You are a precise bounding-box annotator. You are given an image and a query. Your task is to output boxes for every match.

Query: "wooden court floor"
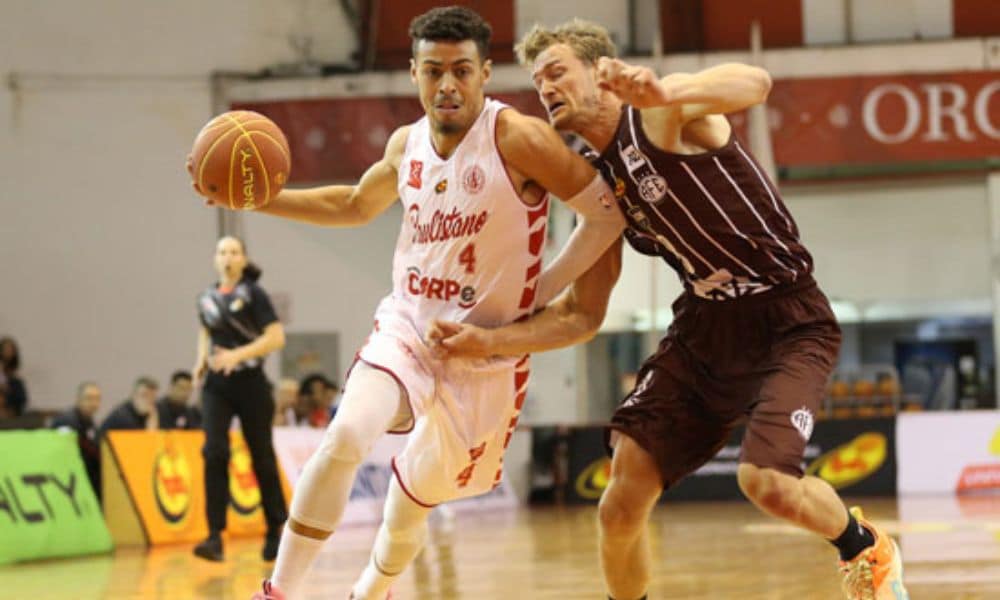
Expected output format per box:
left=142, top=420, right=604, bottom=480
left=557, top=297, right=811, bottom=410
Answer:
left=3, top=496, right=1000, bottom=599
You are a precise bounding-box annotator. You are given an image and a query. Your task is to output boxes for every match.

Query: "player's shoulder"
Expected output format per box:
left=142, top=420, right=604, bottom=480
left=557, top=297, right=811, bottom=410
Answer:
left=386, top=125, right=413, bottom=153
left=495, top=109, right=561, bottom=158
left=382, top=124, right=413, bottom=167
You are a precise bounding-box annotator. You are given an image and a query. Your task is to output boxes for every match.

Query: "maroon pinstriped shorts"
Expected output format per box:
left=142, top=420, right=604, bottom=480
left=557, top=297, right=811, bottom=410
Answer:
left=608, top=276, right=841, bottom=488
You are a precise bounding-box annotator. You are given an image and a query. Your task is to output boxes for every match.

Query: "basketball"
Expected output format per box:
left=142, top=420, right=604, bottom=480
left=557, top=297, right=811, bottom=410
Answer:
left=189, top=110, right=290, bottom=210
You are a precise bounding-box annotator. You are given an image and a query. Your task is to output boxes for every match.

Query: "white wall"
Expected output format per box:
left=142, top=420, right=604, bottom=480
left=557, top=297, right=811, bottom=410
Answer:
left=804, top=0, right=954, bottom=46
left=516, top=0, right=630, bottom=48
left=787, top=176, right=990, bottom=305
left=850, top=0, right=953, bottom=43
left=0, top=0, right=356, bottom=412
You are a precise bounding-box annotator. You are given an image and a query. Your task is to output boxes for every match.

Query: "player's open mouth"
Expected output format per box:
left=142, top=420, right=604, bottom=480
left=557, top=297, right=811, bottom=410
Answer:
left=436, top=102, right=461, bottom=114
left=547, top=102, right=566, bottom=116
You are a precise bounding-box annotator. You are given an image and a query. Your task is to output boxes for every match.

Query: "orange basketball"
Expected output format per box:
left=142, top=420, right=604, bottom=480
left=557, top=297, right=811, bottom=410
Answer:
left=190, top=110, right=290, bottom=210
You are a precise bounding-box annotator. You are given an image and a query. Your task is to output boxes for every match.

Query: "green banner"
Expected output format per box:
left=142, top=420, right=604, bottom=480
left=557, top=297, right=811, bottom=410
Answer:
left=0, top=430, right=112, bottom=564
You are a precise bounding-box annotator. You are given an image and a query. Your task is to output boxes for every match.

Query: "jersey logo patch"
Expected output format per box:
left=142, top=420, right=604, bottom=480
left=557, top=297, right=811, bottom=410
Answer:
left=638, top=174, right=667, bottom=204
left=623, top=145, right=644, bottom=171
left=407, top=160, right=423, bottom=189
left=790, top=407, right=815, bottom=441
left=462, top=164, right=486, bottom=195
left=435, top=179, right=448, bottom=194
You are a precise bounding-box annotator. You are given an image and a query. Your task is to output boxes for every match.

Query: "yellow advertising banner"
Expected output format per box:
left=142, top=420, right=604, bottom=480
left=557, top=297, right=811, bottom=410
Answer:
left=104, top=430, right=290, bottom=546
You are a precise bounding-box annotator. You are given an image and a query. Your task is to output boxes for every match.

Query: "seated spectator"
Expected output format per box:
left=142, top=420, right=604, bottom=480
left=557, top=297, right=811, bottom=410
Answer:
left=157, top=370, right=201, bottom=430
left=273, top=378, right=306, bottom=426
left=51, top=381, right=102, bottom=499
left=300, top=373, right=335, bottom=428
left=0, top=336, right=29, bottom=417
left=0, top=384, right=9, bottom=419
left=100, top=376, right=159, bottom=436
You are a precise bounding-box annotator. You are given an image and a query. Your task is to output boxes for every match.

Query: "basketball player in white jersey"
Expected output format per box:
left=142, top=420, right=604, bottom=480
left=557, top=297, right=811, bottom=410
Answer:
left=190, top=7, right=624, bottom=599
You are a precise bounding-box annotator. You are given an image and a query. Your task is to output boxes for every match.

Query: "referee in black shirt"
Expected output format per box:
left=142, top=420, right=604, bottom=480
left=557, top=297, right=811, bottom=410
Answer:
left=193, top=236, right=287, bottom=562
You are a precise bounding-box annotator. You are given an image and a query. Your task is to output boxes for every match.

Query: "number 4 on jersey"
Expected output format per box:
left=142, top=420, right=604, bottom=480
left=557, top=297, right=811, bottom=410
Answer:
left=459, top=243, right=477, bottom=274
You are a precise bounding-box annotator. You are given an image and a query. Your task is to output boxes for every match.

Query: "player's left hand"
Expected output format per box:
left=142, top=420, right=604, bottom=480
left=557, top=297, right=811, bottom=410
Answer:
left=186, top=154, right=221, bottom=207
left=596, top=57, right=670, bottom=109
left=426, top=320, right=493, bottom=359
left=209, top=348, right=242, bottom=375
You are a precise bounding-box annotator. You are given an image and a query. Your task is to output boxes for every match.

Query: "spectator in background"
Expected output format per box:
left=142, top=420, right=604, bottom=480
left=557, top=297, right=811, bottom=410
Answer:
left=52, top=382, right=103, bottom=499
left=99, top=376, right=159, bottom=435
left=299, top=373, right=335, bottom=429
left=157, top=370, right=201, bottom=430
left=273, top=378, right=306, bottom=426
left=0, top=336, right=29, bottom=416
left=0, top=385, right=9, bottom=419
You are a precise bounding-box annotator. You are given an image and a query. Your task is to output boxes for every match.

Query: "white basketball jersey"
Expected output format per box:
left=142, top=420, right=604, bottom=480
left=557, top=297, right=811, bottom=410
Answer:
left=377, top=99, right=549, bottom=335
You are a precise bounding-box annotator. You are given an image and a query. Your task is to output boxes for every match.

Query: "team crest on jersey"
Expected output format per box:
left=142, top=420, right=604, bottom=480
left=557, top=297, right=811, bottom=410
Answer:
left=638, top=174, right=667, bottom=204
left=790, top=407, right=815, bottom=441
left=407, top=160, right=423, bottom=189
left=435, top=179, right=448, bottom=194
left=462, top=164, right=486, bottom=195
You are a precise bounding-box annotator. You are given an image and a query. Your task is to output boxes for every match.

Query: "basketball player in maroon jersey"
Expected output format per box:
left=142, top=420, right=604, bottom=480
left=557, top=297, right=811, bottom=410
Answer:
left=429, top=19, right=907, bottom=600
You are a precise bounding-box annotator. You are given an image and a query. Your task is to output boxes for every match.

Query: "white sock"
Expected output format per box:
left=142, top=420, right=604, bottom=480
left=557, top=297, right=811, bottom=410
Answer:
left=352, top=479, right=431, bottom=599
left=270, top=527, right=325, bottom=597
left=270, top=362, right=408, bottom=596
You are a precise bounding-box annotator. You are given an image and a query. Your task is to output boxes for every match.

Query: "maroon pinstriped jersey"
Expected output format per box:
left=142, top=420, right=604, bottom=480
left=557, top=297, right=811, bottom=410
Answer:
left=585, top=106, right=813, bottom=301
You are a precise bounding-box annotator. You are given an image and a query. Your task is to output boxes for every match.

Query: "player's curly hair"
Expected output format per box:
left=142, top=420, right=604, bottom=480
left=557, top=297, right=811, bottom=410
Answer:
left=409, top=6, right=493, bottom=61
left=516, top=19, right=617, bottom=66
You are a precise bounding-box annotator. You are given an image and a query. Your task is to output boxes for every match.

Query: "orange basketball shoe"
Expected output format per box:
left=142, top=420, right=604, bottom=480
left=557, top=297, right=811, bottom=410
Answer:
left=838, top=507, right=909, bottom=600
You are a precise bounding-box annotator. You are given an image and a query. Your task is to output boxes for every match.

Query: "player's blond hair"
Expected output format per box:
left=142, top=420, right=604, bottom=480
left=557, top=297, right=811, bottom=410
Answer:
left=516, top=19, right=618, bottom=66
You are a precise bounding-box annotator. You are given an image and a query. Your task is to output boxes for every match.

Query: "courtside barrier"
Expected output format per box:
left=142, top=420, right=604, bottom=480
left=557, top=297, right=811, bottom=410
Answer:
left=0, top=430, right=112, bottom=564
left=102, top=430, right=291, bottom=546
left=547, top=417, right=897, bottom=503
left=898, top=410, right=1000, bottom=494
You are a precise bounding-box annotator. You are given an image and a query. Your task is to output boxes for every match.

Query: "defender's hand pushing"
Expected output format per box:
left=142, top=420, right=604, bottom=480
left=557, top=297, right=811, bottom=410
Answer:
left=425, top=320, right=494, bottom=359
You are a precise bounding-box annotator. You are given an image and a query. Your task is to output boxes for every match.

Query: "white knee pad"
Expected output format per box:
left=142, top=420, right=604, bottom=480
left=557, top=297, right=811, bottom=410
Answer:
left=288, top=362, right=407, bottom=532
left=315, top=421, right=370, bottom=466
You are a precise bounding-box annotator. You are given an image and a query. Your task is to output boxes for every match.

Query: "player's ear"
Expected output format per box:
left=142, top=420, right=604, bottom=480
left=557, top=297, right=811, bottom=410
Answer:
left=410, top=58, right=418, bottom=84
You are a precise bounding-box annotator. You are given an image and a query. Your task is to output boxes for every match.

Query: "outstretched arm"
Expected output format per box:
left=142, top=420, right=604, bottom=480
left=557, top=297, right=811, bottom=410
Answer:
left=597, top=58, right=772, bottom=121
left=190, top=125, right=410, bottom=227
left=428, top=239, right=622, bottom=358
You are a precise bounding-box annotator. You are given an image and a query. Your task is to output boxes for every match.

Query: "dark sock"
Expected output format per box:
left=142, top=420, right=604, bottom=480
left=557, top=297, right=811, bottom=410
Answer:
left=830, top=511, right=876, bottom=561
